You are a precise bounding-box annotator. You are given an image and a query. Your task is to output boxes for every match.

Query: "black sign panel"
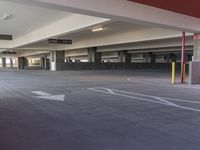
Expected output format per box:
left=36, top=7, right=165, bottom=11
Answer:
left=48, top=39, right=72, bottom=44
left=3, top=51, right=16, bottom=54
left=0, top=34, right=12, bottom=40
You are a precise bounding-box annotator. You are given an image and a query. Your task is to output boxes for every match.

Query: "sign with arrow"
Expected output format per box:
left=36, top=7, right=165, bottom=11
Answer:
left=32, top=91, right=65, bottom=101
left=48, top=39, right=72, bottom=44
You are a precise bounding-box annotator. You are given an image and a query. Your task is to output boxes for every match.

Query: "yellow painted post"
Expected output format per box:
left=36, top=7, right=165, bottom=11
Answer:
left=172, top=62, right=175, bottom=84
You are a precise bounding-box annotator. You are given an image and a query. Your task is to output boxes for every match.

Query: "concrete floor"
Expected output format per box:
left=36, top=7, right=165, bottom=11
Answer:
left=0, top=69, right=200, bottom=150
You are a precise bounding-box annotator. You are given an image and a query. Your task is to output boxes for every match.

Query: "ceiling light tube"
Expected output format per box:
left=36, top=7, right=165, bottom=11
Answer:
left=92, top=27, right=104, bottom=32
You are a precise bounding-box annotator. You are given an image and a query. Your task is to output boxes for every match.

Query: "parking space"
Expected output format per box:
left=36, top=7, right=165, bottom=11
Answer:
left=0, top=70, right=200, bottom=150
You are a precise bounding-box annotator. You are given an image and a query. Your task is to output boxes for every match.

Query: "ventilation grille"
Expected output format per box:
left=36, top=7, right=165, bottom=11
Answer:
left=0, top=34, right=12, bottom=40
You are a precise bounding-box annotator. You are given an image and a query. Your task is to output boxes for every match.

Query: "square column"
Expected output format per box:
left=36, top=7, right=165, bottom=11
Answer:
left=2, top=58, right=6, bottom=68
left=189, top=34, right=200, bottom=84
left=118, top=51, right=131, bottom=63
left=143, top=53, right=150, bottom=63
left=10, top=58, right=13, bottom=68
left=41, top=57, right=45, bottom=68
left=149, top=52, right=156, bottom=64
left=88, top=47, right=101, bottom=63
left=44, top=55, right=48, bottom=70
left=50, top=51, right=65, bottom=71
left=143, top=52, right=156, bottom=64
left=18, top=57, right=28, bottom=69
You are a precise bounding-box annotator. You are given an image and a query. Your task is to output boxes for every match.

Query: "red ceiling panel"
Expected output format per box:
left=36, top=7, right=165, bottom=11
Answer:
left=129, top=0, right=200, bottom=18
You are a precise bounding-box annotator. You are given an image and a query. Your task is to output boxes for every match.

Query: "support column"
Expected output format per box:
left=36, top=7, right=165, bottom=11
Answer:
left=181, top=32, right=185, bottom=83
left=165, top=55, right=170, bottom=63
left=41, top=57, right=45, bottom=68
left=50, top=51, right=65, bottom=71
left=88, top=47, right=101, bottom=63
left=41, top=55, right=48, bottom=69
left=149, top=52, right=156, bottom=64
left=10, top=58, right=13, bottom=68
left=169, top=54, right=177, bottom=62
left=189, top=33, right=200, bottom=84
left=44, top=55, right=48, bottom=70
left=2, top=58, right=6, bottom=68
left=143, top=53, right=151, bottom=63
left=18, top=57, right=28, bottom=70
left=118, top=51, right=131, bottom=63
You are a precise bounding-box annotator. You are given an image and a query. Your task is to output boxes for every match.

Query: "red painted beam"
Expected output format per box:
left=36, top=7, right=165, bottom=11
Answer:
left=129, top=0, right=200, bottom=18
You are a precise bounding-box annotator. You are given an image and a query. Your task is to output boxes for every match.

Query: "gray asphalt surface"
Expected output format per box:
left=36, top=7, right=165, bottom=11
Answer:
left=0, top=69, right=200, bottom=150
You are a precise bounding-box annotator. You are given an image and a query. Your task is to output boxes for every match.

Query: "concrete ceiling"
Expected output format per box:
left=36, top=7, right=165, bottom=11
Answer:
left=16, top=21, right=153, bottom=49
left=0, top=1, right=109, bottom=50
left=17, top=21, right=185, bottom=53
left=0, top=0, right=196, bottom=57
left=130, top=0, right=200, bottom=18
left=58, top=21, right=148, bottom=40
left=0, top=1, right=72, bottom=38
left=9, top=0, right=200, bottom=32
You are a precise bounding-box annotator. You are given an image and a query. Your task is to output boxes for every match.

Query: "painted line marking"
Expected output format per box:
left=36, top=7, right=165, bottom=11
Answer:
left=32, top=91, right=65, bottom=101
left=88, top=87, right=200, bottom=113
left=32, top=91, right=51, bottom=96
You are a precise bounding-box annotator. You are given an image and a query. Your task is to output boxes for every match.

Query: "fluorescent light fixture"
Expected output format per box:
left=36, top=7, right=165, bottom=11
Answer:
left=1, top=14, right=13, bottom=21
left=92, top=27, right=104, bottom=32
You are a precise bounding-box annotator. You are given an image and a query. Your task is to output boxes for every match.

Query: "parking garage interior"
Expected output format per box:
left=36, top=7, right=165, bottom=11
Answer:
left=1, top=0, right=200, bottom=150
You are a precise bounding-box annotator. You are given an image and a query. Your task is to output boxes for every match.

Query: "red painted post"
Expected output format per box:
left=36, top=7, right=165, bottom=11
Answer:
left=181, top=32, right=185, bottom=83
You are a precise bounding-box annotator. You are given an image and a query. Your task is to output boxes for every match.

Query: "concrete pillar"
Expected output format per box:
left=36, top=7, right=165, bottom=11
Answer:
left=18, top=57, right=28, bottom=69
left=193, top=34, right=200, bottom=61
left=50, top=51, right=65, bottom=71
left=170, top=54, right=176, bottom=62
left=88, top=47, right=101, bottom=63
left=143, top=53, right=151, bottom=63
left=41, top=57, right=44, bottom=67
left=2, top=58, right=6, bottom=68
left=118, top=51, right=131, bottom=63
left=164, top=55, right=170, bottom=63
left=149, top=52, right=156, bottom=64
left=10, top=58, right=13, bottom=68
left=189, top=34, right=200, bottom=84
left=44, top=55, right=48, bottom=70
left=41, top=55, right=48, bottom=69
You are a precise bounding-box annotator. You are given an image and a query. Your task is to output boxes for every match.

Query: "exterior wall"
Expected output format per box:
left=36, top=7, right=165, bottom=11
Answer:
left=57, top=62, right=187, bottom=70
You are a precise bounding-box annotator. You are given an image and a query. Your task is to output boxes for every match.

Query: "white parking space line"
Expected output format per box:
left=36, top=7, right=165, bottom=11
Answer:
left=32, top=91, right=65, bottom=101
left=88, top=87, right=200, bottom=113
left=32, top=91, right=51, bottom=96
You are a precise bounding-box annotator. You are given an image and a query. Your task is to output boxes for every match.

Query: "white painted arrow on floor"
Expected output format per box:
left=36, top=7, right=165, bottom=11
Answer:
left=32, top=91, right=65, bottom=101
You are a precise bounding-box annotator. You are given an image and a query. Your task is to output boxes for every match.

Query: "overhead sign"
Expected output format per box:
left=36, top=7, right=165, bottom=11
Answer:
left=0, top=34, right=12, bottom=40
left=3, top=51, right=16, bottom=54
left=48, top=39, right=72, bottom=44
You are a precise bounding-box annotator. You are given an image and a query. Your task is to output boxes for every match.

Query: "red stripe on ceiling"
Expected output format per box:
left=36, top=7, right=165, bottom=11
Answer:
left=129, top=0, right=200, bottom=18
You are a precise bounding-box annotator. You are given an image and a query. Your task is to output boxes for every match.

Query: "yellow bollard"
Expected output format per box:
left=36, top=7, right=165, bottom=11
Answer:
left=172, top=62, right=175, bottom=84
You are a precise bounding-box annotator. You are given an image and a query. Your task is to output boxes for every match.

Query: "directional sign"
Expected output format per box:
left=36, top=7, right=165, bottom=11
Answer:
left=3, top=51, right=17, bottom=54
left=48, top=39, right=72, bottom=44
left=32, top=91, right=65, bottom=101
